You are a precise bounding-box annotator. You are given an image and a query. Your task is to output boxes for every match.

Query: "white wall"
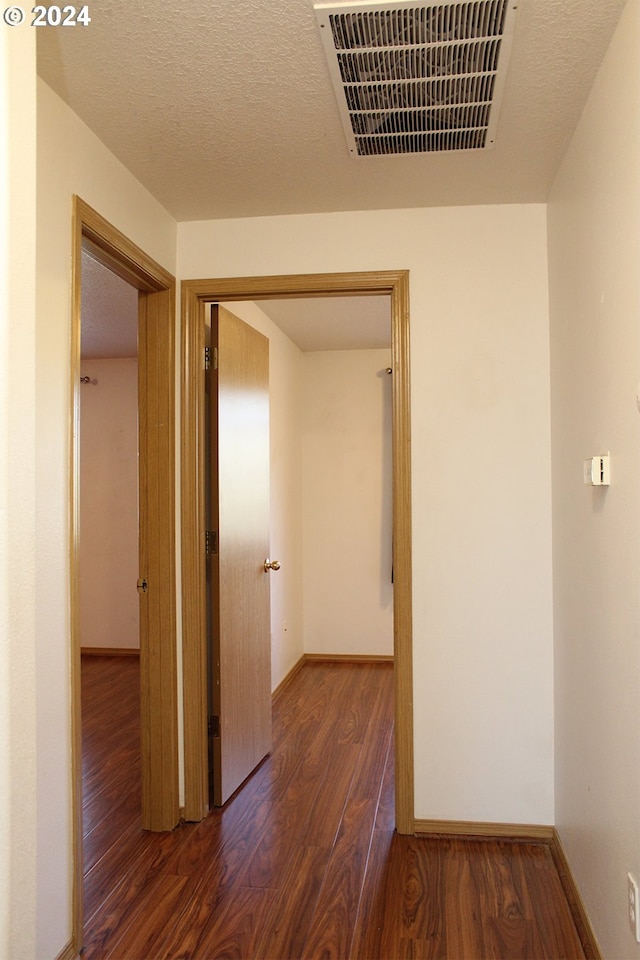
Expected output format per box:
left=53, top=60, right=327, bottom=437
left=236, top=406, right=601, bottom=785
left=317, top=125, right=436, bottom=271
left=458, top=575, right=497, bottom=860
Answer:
left=36, top=81, right=177, bottom=957
left=1, top=25, right=37, bottom=960
left=547, top=1, right=640, bottom=956
left=79, top=359, right=139, bottom=650
left=302, top=349, right=393, bottom=656
left=225, top=302, right=305, bottom=690
left=216, top=309, right=393, bottom=669
left=178, top=202, right=555, bottom=825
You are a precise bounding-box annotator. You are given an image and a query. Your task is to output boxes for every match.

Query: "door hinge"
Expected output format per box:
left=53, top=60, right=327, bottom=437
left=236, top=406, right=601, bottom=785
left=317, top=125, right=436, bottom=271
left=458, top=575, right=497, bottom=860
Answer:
left=208, top=715, right=220, bottom=738
left=205, top=530, right=218, bottom=558
left=204, top=346, right=218, bottom=372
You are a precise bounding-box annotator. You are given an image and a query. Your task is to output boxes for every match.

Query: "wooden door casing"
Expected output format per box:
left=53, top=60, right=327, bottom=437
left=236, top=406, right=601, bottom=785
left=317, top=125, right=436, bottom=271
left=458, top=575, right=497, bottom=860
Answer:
left=138, top=286, right=179, bottom=830
left=70, top=197, right=178, bottom=953
left=181, top=272, right=413, bottom=834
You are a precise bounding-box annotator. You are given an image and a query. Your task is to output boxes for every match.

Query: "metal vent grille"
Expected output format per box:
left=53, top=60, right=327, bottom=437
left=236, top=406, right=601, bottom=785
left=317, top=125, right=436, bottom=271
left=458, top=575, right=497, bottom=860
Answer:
left=314, top=0, right=517, bottom=157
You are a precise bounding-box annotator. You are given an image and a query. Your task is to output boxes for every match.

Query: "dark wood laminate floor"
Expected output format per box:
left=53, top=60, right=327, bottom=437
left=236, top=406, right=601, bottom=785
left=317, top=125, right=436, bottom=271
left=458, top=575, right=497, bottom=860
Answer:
left=81, top=656, right=585, bottom=960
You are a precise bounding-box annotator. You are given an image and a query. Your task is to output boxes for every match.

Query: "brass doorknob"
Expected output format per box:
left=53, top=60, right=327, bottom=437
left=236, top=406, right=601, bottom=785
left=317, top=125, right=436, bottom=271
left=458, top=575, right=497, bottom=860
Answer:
left=264, top=559, right=281, bottom=572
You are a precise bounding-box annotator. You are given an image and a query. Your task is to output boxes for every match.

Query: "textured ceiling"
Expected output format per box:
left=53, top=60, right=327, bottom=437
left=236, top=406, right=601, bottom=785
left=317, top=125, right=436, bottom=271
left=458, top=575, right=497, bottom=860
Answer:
left=37, top=0, right=627, bottom=221
left=81, top=250, right=390, bottom=357
left=81, top=250, right=138, bottom=359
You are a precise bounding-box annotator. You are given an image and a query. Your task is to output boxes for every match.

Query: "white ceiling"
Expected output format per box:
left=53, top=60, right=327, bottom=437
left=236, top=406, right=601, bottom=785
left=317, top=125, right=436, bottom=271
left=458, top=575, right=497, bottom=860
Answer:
left=81, top=250, right=390, bottom=357
left=73, top=0, right=626, bottom=355
left=246, top=296, right=390, bottom=351
left=81, top=250, right=138, bottom=358
left=38, top=0, right=627, bottom=222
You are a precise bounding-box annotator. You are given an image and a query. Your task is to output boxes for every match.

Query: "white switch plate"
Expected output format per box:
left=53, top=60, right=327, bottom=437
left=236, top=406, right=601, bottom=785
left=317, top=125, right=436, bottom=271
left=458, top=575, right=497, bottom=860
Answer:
left=584, top=454, right=610, bottom=486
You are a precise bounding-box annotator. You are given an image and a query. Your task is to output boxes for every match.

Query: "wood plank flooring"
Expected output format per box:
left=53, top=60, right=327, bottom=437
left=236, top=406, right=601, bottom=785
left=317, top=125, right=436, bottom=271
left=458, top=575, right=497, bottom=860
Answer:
left=81, top=656, right=586, bottom=960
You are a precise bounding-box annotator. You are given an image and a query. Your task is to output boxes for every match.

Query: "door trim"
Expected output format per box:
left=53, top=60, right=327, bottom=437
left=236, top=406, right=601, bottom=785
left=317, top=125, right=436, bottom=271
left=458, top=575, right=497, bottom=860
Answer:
left=70, top=197, right=178, bottom=949
left=180, top=271, right=414, bottom=833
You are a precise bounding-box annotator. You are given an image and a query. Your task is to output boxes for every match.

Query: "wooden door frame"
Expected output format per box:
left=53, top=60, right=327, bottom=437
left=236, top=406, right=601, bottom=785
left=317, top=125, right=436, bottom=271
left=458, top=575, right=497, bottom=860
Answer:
left=181, top=271, right=414, bottom=834
left=70, top=197, right=179, bottom=949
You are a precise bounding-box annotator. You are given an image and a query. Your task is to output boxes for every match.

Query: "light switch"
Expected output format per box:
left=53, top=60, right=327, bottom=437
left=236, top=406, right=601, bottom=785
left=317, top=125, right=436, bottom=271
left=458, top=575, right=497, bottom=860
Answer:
left=584, top=455, right=610, bottom=486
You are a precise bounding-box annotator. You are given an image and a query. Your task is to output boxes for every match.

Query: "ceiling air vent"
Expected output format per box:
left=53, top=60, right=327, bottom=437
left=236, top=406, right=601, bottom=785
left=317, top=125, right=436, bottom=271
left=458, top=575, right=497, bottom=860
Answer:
left=314, top=0, right=517, bottom=157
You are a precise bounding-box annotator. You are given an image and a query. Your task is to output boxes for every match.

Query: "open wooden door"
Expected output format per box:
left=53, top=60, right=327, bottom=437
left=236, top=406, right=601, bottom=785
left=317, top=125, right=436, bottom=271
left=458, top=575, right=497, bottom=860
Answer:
left=208, top=304, right=273, bottom=806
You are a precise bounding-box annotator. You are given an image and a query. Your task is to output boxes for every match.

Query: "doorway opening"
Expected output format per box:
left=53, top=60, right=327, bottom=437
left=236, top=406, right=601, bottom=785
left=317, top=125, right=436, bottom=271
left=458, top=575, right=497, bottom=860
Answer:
left=232, top=295, right=394, bottom=671
left=78, top=248, right=141, bottom=932
left=79, top=249, right=139, bottom=655
left=180, top=271, right=414, bottom=834
left=69, top=198, right=178, bottom=950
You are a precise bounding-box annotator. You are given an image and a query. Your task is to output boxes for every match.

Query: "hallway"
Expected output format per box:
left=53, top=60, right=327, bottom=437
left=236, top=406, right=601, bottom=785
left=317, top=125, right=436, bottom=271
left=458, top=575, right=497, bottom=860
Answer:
left=81, top=657, right=585, bottom=959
